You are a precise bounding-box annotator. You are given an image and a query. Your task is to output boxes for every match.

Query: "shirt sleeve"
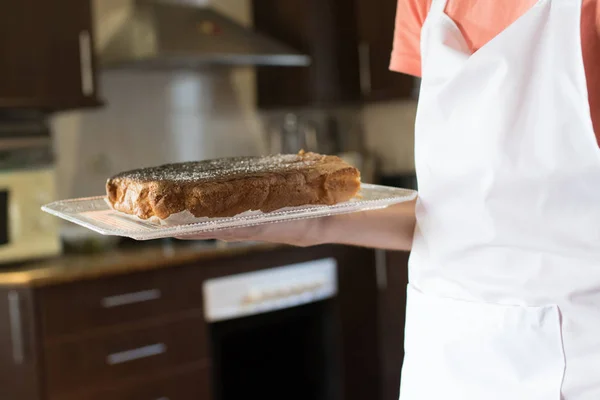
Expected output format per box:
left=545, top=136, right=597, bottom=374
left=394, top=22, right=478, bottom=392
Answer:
left=390, top=0, right=432, bottom=77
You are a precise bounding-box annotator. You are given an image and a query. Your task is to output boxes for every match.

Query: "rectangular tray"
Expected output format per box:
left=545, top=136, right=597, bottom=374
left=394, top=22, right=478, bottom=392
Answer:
left=42, top=184, right=417, bottom=241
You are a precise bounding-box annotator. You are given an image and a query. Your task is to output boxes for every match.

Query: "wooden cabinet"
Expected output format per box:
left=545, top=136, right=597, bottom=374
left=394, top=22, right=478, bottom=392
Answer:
left=66, top=365, right=211, bottom=400
left=253, top=0, right=414, bottom=109
left=44, top=318, right=208, bottom=396
left=0, top=263, right=209, bottom=400
left=39, top=267, right=205, bottom=337
left=336, top=246, right=381, bottom=400
left=59, top=364, right=212, bottom=400
left=0, top=245, right=390, bottom=400
left=376, top=250, right=410, bottom=400
left=0, top=288, right=42, bottom=400
left=39, top=265, right=209, bottom=399
left=253, top=0, right=362, bottom=108
left=354, top=0, right=415, bottom=102
left=0, top=0, right=100, bottom=111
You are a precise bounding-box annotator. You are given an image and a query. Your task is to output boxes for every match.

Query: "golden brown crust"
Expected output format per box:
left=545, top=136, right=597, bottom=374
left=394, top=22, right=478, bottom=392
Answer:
left=106, top=152, right=361, bottom=220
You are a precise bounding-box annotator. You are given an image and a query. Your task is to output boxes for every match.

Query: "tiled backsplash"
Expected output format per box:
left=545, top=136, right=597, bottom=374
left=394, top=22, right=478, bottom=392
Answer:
left=52, top=68, right=266, bottom=199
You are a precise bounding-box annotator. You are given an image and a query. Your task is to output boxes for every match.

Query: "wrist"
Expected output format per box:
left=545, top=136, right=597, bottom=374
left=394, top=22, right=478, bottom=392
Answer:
left=295, top=216, right=330, bottom=247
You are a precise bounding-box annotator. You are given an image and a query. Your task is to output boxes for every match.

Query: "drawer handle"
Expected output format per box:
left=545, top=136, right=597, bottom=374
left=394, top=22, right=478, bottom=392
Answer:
left=101, top=289, right=161, bottom=308
left=375, top=249, right=387, bottom=291
left=8, top=291, right=23, bottom=364
left=106, top=343, right=167, bottom=365
left=79, top=30, right=94, bottom=96
left=358, top=41, right=372, bottom=96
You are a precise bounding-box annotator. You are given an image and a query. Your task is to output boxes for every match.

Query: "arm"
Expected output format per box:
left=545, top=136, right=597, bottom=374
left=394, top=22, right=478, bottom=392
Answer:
left=316, top=200, right=417, bottom=250
left=180, top=0, right=425, bottom=250
left=179, top=199, right=417, bottom=251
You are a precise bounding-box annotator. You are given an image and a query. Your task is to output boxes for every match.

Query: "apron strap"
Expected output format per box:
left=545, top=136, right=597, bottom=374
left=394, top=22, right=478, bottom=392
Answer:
left=429, top=0, right=449, bottom=15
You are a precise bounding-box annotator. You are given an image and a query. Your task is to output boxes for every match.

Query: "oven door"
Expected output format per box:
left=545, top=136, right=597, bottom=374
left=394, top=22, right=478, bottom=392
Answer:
left=0, top=168, right=61, bottom=263
left=203, top=258, right=341, bottom=400
left=209, top=299, right=341, bottom=400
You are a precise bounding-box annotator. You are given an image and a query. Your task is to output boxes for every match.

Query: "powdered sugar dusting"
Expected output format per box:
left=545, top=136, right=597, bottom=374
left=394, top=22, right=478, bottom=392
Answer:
left=110, top=154, right=319, bottom=183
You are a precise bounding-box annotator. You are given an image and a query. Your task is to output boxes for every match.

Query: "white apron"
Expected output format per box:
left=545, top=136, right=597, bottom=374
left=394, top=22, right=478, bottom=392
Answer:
left=401, top=0, right=600, bottom=398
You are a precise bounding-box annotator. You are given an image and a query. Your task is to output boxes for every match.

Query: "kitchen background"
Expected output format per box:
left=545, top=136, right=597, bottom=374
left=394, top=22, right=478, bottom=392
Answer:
left=53, top=0, right=417, bottom=200
left=0, top=0, right=418, bottom=399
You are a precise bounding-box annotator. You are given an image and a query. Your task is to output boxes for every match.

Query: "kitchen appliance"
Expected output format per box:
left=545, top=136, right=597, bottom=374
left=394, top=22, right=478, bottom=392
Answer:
left=100, top=0, right=310, bottom=69
left=203, top=258, right=341, bottom=400
left=0, top=115, right=61, bottom=263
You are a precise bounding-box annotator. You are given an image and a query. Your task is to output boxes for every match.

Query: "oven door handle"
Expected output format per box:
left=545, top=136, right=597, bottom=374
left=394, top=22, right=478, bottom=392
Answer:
left=8, top=291, right=24, bottom=364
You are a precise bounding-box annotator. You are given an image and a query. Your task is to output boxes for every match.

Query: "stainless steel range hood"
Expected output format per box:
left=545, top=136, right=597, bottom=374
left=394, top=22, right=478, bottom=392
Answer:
left=100, top=1, right=310, bottom=69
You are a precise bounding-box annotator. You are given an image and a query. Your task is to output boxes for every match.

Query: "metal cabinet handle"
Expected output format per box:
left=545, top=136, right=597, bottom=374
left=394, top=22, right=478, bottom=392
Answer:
left=79, top=30, right=94, bottom=96
left=156, top=398, right=170, bottom=400
left=106, top=343, right=167, bottom=365
left=358, top=41, right=372, bottom=96
left=375, top=249, right=387, bottom=291
left=8, top=291, right=23, bottom=364
left=101, top=289, right=162, bottom=308
left=412, top=77, right=422, bottom=99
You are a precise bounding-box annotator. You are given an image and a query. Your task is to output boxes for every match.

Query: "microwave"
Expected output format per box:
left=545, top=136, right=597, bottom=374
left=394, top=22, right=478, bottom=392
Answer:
left=0, top=167, right=61, bottom=263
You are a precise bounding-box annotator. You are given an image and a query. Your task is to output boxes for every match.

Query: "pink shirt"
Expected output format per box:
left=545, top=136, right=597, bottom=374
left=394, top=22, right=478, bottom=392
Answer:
left=391, top=0, right=600, bottom=142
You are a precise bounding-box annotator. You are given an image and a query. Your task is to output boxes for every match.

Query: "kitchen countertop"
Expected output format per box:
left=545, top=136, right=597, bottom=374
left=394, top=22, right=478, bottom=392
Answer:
left=0, top=242, right=281, bottom=288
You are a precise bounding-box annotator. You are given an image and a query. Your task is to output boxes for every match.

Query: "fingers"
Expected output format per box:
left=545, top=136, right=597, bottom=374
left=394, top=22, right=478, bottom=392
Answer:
left=175, top=232, right=215, bottom=240
left=175, top=224, right=266, bottom=242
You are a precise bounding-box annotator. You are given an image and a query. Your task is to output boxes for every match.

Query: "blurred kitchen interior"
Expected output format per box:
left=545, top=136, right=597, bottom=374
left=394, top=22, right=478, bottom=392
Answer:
left=0, top=1, right=418, bottom=400
left=53, top=0, right=418, bottom=201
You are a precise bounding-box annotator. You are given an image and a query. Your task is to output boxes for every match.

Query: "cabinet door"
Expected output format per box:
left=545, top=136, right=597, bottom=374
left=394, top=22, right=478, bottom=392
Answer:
left=355, top=0, right=415, bottom=101
left=253, top=0, right=414, bottom=109
left=0, top=288, right=42, bottom=400
left=39, top=0, right=99, bottom=109
left=336, top=246, right=381, bottom=400
left=58, top=364, right=212, bottom=400
left=377, top=250, right=409, bottom=400
left=253, top=0, right=362, bottom=109
left=0, top=0, right=99, bottom=110
left=0, top=0, right=45, bottom=107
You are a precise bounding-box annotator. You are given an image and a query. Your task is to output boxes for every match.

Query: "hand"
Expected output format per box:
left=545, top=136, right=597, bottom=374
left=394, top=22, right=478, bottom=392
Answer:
left=177, top=200, right=417, bottom=251
left=177, top=217, right=324, bottom=247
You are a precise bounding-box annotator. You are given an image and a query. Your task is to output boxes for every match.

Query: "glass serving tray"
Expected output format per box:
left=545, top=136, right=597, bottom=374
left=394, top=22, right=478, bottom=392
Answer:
left=41, top=184, right=417, bottom=241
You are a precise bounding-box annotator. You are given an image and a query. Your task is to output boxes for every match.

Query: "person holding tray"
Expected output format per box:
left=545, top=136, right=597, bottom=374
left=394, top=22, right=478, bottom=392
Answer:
left=186, top=1, right=600, bottom=399
left=44, top=0, right=600, bottom=398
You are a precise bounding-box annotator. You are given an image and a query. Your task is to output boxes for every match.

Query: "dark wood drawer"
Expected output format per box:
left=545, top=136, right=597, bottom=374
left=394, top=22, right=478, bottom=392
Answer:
left=38, top=265, right=205, bottom=337
left=44, top=317, right=208, bottom=396
left=53, top=363, right=212, bottom=400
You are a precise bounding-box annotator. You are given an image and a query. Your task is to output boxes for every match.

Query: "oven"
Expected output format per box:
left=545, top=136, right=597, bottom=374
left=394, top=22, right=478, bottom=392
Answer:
left=203, top=258, right=341, bottom=400
left=0, top=116, right=61, bottom=263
